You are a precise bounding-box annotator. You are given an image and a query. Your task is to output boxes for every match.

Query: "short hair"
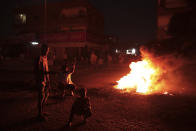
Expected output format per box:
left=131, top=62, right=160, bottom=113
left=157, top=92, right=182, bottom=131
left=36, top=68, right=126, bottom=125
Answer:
left=79, top=88, right=87, bottom=97
left=41, top=44, right=49, bottom=55
left=61, top=63, right=68, bottom=70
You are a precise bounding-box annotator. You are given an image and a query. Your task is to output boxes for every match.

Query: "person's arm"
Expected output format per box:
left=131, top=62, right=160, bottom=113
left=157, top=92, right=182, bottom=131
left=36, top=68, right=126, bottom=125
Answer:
left=37, top=57, right=45, bottom=81
left=86, top=98, right=91, bottom=109
left=46, top=72, right=50, bottom=85
left=69, top=63, right=76, bottom=74
left=72, top=64, right=76, bottom=73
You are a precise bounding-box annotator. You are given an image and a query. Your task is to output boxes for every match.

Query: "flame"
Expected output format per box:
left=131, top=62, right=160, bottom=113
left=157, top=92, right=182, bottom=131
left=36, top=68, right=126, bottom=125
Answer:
left=115, top=57, right=164, bottom=94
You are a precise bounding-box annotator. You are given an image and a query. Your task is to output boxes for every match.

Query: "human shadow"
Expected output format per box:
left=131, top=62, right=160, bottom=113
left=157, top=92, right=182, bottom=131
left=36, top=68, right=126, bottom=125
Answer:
left=58, top=121, right=86, bottom=131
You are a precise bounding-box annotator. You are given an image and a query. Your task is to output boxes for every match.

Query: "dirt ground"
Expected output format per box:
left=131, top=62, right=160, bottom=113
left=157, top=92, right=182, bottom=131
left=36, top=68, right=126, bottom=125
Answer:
left=0, top=61, right=196, bottom=131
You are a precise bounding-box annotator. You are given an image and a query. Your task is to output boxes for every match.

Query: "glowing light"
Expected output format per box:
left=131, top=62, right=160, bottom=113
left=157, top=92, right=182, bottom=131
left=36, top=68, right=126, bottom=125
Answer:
left=115, top=57, right=164, bottom=94
left=31, top=42, right=39, bottom=45
left=18, top=14, right=26, bottom=24
left=126, top=48, right=136, bottom=55
left=163, top=91, right=168, bottom=95
left=115, top=49, right=119, bottom=53
left=132, top=48, right=136, bottom=54
left=126, top=49, right=131, bottom=54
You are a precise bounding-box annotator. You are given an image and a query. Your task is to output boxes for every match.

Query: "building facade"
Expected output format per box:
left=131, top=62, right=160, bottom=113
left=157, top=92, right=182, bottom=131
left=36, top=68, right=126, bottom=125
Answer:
left=11, top=0, right=105, bottom=62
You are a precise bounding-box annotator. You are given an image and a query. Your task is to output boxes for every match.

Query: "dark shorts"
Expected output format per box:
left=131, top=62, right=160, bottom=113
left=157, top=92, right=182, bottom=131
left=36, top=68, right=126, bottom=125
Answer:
left=66, top=84, right=75, bottom=91
left=73, top=107, right=92, bottom=117
left=58, top=83, right=75, bottom=91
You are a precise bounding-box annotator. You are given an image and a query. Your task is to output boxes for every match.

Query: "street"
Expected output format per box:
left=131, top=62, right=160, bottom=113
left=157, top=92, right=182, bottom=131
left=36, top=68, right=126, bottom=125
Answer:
left=0, top=61, right=196, bottom=131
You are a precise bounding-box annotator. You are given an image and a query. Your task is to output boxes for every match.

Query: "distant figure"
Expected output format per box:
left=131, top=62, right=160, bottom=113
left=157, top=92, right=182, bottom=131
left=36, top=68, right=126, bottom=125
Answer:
left=52, top=53, right=56, bottom=66
left=90, top=51, right=97, bottom=64
left=119, top=54, right=124, bottom=64
left=67, top=88, right=92, bottom=127
left=98, top=57, right=104, bottom=65
left=58, top=63, right=76, bottom=97
left=107, top=54, right=112, bottom=64
left=34, top=44, right=50, bottom=121
left=64, top=52, right=68, bottom=64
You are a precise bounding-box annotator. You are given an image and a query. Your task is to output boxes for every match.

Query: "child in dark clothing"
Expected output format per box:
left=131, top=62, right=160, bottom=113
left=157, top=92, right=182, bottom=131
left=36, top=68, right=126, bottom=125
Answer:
left=67, top=88, right=92, bottom=127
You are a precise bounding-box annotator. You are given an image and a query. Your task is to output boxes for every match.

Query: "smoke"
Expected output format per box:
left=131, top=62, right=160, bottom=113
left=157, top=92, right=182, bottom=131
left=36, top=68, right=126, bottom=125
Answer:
left=140, top=46, right=196, bottom=95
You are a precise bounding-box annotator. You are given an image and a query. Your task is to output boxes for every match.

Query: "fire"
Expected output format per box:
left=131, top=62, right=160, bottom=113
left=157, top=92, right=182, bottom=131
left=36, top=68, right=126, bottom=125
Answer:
left=115, top=57, right=164, bottom=94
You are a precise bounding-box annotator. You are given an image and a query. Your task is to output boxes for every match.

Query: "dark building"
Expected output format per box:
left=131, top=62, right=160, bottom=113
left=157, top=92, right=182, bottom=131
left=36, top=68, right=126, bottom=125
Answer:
left=157, top=0, right=191, bottom=40
left=104, top=35, right=119, bottom=51
left=151, top=0, right=196, bottom=55
left=8, top=0, right=105, bottom=61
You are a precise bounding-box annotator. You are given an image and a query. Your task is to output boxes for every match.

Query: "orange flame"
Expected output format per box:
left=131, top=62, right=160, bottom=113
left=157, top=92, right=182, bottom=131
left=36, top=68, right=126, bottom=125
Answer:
left=115, top=57, right=164, bottom=94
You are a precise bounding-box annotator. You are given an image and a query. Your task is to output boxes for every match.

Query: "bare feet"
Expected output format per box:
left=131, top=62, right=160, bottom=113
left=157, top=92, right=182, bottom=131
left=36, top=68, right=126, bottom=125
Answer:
left=66, top=121, right=72, bottom=127
left=38, top=114, right=47, bottom=121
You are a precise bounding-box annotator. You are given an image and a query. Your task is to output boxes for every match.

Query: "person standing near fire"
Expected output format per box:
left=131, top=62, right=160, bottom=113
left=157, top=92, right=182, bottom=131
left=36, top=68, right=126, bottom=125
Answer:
left=34, top=44, right=50, bottom=121
left=90, top=51, right=97, bottom=64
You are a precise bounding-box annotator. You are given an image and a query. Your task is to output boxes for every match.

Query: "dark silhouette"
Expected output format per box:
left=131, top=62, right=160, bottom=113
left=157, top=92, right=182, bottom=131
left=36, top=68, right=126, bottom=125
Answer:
left=34, top=44, right=50, bottom=121
left=67, top=88, right=92, bottom=127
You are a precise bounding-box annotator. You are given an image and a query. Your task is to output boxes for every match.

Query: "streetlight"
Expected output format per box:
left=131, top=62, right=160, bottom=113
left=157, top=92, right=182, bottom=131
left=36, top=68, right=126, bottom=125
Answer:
left=31, top=41, right=39, bottom=45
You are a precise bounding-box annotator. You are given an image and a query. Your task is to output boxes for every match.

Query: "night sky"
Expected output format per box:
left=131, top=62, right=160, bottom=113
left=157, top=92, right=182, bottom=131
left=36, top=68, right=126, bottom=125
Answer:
left=0, top=0, right=157, bottom=45
left=89, top=0, right=157, bottom=45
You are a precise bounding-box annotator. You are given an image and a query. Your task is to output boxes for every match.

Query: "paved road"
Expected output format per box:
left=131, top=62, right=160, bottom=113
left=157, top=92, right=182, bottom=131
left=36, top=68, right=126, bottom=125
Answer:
left=0, top=63, right=196, bottom=131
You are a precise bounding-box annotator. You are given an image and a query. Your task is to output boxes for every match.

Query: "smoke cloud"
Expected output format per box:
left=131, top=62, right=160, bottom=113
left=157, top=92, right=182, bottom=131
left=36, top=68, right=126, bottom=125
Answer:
left=140, top=46, right=196, bottom=95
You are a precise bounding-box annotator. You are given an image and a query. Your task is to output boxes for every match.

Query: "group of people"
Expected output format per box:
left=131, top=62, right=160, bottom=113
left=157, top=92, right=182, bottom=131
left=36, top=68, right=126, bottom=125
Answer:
left=34, top=44, right=92, bottom=127
left=90, top=51, right=113, bottom=65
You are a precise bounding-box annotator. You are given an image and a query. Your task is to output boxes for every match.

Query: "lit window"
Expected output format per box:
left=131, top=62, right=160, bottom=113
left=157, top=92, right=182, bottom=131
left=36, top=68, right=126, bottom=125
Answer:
left=15, top=14, right=26, bottom=24
left=126, top=48, right=136, bottom=55
left=126, top=50, right=131, bottom=54
left=131, top=48, right=136, bottom=54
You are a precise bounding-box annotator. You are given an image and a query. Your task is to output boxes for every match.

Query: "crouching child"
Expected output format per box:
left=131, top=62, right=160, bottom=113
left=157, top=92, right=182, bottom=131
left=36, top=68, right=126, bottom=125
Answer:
left=67, top=88, right=92, bottom=127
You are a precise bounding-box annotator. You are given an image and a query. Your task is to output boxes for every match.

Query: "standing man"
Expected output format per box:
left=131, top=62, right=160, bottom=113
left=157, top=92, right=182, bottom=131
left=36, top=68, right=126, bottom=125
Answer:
left=34, top=44, right=50, bottom=121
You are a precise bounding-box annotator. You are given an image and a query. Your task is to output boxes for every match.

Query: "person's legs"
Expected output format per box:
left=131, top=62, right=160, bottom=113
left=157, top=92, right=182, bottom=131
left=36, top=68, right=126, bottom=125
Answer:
left=38, top=85, right=45, bottom=114
left=83, top=109, right=92, bottom=122
left=67, top=84, right=75, bottom=96
left=38, top=84, right=47, bottom=120
left=44, top=86, right=49, bottom=104
left=62, top=88, right=66, bottom=98
left=67, top=110, right=74, bottom=126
